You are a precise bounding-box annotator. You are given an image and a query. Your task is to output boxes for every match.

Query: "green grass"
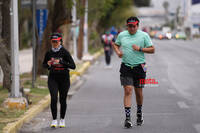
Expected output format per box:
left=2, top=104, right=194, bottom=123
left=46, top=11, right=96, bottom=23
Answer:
left=0, top=108, right=25, bottom=119
left=0, top=74, right=49, bottom=132
left=0, top=89, right=8, bottom=104
left=0, top=123, right=6, bottom=133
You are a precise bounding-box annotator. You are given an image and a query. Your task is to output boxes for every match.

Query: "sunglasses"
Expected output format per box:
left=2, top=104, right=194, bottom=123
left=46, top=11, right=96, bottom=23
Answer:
left=127, top=24, right=137, bottom=28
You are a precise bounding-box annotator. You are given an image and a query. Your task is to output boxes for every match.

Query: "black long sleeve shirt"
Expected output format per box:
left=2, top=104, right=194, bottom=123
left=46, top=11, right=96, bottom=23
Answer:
left=43, top=47, right=76, bottom=77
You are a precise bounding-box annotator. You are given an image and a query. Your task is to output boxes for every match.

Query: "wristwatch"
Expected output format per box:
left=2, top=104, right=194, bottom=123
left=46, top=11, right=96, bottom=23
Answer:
left=139, top=47, right=143, bottom=52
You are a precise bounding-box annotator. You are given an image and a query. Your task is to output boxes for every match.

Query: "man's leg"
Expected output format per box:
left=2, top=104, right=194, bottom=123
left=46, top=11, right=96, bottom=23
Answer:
left=134, top=87, right=144, bottom=125
left=123, top=85, right=133, bottom=128
left=134, top=87, right=143, bottom=106
left=124, top=85, right=133, bottom=108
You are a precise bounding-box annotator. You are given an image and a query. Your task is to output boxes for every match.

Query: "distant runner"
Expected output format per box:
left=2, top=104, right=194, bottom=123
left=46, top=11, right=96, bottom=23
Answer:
left=102, top=31, right=114, bottom=68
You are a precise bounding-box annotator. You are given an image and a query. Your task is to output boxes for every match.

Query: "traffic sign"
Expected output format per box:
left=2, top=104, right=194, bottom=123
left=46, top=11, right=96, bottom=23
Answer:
left=36, top=9, right=48, bottom=45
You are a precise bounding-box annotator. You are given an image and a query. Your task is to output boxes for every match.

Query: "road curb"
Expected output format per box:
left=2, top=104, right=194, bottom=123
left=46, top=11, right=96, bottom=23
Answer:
left=3, top=49, right=103, bottom=133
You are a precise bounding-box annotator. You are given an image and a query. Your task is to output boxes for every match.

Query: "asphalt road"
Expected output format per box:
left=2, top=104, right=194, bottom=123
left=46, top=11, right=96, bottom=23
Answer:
left=19, top=39, right=200, bottom=133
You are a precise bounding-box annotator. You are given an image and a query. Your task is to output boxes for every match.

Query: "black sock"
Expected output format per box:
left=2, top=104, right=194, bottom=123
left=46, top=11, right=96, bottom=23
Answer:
left=125, top=107, right=131, bottom=120
left=137, top=105, right=142, bottom=113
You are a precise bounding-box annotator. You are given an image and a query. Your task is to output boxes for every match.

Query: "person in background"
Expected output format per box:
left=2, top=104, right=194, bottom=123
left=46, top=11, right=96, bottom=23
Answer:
left=43, top=33, right=76, bottom=128
left=101, top=31, right=114, bottom=68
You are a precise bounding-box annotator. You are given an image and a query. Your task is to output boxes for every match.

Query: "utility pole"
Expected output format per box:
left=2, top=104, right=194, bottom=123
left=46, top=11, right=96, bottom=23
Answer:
left=82, top=0, right=93, bottom=61
left=184, top=0, right=192, bottom=39
left=3, top=0, right=27, bottom=110
left=32, top=0, right=36, bottom=88
left=10, top=0, right=20, bottom=97
left=83, top=0, right=88, bottom=55
left=72, top=0, right=78, bottom=61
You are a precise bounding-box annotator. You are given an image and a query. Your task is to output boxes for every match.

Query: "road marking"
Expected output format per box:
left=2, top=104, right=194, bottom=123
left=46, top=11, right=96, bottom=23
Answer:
left=177, top=101, right=189, bottom=109
left=168, top=89, right=176, bottom=94
left=194, top=124, right=200, bottom=133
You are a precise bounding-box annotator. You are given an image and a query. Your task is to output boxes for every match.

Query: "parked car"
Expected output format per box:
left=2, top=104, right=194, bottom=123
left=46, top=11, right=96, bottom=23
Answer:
left=155, top=31, right=167, bottom=40
left=175, top=32, right=187, bottom=40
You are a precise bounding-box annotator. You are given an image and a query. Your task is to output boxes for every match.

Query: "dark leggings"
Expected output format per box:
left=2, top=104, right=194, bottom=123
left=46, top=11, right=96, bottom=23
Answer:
left=48, top=75, right=70, bottom=120
left=105, top=50, right=111, bottom=65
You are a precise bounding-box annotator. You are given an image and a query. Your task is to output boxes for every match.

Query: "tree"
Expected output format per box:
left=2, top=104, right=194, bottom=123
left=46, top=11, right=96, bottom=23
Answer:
left=37, top=0, right=72, bottom=74
left=163, top=1, right=169, bottom=24
left=76, top=0, right=85, bottom=59
left=89, top=0, right=135, bottom=42
left=0, top=0, right=12, bottom=91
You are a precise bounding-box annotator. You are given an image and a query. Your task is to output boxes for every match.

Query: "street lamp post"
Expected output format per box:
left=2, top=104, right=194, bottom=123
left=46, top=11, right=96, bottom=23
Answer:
left=72, top=0, right=78, bottom=61
left=82, top=0, right=93, bottom=61
left=32, top=0, right=36, bottom=88
left=83, top=0, right=88, bottom=55
left=10, top=0, right=20, bottom=97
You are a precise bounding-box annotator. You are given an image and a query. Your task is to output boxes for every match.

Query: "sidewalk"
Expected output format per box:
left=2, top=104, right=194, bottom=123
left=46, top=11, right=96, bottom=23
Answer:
left=19, top=48, right=32, bottom=74
left=0, top=48, right=32, bottom=83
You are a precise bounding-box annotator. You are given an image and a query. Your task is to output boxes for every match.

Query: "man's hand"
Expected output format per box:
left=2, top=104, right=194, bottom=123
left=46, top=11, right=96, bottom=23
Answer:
left=132, top=44, right=140, bottom=51
left=112, top=42, right=123, bottom=58
left=117, top=51, right=123, bottom=58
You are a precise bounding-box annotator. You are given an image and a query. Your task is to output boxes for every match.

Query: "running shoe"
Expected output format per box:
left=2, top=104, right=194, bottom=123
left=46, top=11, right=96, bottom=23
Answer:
left=59, top=119, right=66, bottom=128
left=124, top=119, right=133, bottom=128
left=51, top=120, right=58, bottom=128
left=136, top=112, right=144, bottom=126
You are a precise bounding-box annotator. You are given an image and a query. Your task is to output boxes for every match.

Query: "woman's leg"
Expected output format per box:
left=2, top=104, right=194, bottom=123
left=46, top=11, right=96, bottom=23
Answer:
left=48, top=76, right=59, bottom=120
left=58, top=77, right=70, bottom=119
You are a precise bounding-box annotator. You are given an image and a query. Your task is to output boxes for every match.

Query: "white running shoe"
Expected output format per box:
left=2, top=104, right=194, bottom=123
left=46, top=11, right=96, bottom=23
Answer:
left=51, top=120, right=58, bottom=128
left=59, top=119, right=66, bottom=128
left=107, top=65, right=112, bottom=69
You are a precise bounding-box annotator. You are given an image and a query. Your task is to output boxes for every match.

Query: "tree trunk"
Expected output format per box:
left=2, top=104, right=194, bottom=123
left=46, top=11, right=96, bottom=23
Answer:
left=37, top=0, right=72, bottom=74
left=1, top=0, right=11, bottom=49
left=77, top=15, right=84, bottom=59
left=77, top=0, right=85, bottom=59
left=0, top=0, right=11, bottom=91
left=0, top=45, right=11, bottom=91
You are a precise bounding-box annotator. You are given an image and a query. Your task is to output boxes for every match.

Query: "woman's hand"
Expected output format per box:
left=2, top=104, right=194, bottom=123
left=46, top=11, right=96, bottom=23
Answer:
left=54, top=59, right=60, bottom=64
left=47, top=60, right=52, bottom=66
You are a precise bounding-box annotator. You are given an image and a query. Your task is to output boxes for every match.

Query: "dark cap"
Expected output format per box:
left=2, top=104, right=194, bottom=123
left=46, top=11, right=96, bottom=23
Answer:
left=50, top=33, right=62, bottom=41
left=126, top=16, right=140, bottom=25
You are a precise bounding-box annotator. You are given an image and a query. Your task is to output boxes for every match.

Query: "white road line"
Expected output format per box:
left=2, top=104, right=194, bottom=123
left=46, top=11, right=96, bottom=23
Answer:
left=168, top=89, right=176, bottom=94
left=177, top=101, right=189, bottom=109
left=194, top=124, right=200, bottom=133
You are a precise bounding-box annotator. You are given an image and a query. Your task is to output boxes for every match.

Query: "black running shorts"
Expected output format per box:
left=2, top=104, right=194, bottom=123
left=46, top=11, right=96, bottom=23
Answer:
left=120, top=63, right=146, bottom=88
